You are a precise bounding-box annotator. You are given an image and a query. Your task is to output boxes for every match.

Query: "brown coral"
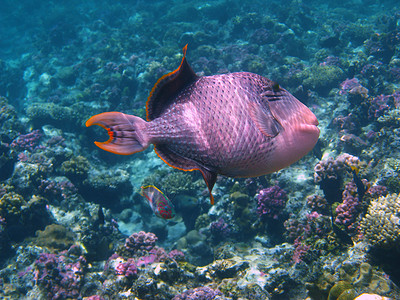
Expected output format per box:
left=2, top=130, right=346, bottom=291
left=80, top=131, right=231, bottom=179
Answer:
left=360, top=193, right=400, bottom=248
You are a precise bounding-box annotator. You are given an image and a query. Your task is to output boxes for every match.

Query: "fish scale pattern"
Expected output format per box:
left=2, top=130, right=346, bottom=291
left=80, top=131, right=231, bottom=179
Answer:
left=150, top=72, right=283, bottom=177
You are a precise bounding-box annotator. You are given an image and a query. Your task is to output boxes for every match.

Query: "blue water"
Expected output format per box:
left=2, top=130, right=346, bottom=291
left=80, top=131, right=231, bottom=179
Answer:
left=1, top=0, right=400, bottom=299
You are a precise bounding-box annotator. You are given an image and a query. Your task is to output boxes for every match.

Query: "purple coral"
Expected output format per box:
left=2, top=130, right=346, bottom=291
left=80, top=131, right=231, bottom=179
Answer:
left=85, top=296, right=104, bottom=300
left=256, top=185, right=288, bottom=220
left=284, top=212, right=330, bottom=243
left=136, top=247, right=183, bottom=266
left=10, top=129, right=43, bottom=152
left=368, top=92, right=400, bottom=120
left=210, top=218, right=231, bottom=241
left=38, top=179, right=77, bottom=202
left=365, top=184, right=387, bottom=198
left=124, top=231, right=157, bottom=255
left=34, top=251, right=86, bottom=300
left=172, top=286, right=223, bottom=300
left=284, top=218, right=310, bottom=243
left=168, top=249, right=185, bottom=262
left=306, top=211, right=331, bottom=237
left=339, top=78, right=368, bottom=97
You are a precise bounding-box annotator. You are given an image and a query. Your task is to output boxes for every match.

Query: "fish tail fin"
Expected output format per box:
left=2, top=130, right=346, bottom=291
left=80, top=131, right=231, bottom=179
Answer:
left=86, top=112, right=150, bottom=155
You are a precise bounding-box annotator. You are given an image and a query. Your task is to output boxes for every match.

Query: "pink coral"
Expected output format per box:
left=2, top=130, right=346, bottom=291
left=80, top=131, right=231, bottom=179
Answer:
left=335, top=181, right=362, bottom=232
left=34, top=250, right=86, bottom=299
left=306, top=194, right=329, bottom=214
left=115, top=258, right=137, bottom=277
left=292, top=241, right=311, bottom=264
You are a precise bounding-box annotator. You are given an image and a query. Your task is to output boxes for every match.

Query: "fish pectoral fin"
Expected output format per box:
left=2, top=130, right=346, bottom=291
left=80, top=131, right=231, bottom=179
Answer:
left=248, top=101, right=283, bottom=137
left=198, top=167, right=217, bottom=205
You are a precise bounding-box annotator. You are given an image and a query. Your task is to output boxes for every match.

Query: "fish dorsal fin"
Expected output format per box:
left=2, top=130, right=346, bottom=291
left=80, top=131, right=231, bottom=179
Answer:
left=146, top=45, right=198, bottom=121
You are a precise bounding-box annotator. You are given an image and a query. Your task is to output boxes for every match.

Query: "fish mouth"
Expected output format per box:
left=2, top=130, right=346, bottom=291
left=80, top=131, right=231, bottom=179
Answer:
left=303, top=109, right=319, bottom=127
left=293, top=108, right=320, bottom=145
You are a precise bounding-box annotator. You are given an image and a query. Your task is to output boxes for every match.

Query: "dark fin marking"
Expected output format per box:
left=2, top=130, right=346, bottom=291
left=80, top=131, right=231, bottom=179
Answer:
left=146, top=44, right=198, bottom=121
left=272, top=81, right=280, bottom=92
left=86, top=112, right=149, bottom=155
left=154, top=144, right=217, bottom=205
left=248, top=101, right=283, bottom=137
left=199, top=168, right=217, bottom=205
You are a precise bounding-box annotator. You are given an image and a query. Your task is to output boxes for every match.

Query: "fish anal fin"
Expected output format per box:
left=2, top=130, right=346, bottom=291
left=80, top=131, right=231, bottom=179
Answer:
left=198, top=168, right=217, bottom=205
left=154, top=144, right=217, bottom=204
left=248, top=101, right=283, bottom=137
left=154, top=144, right=199, bottom=172
left=146, top=44, right=198, bottom=121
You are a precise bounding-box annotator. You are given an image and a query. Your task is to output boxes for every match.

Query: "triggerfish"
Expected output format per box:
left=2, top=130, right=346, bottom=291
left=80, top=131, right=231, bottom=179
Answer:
left=86, top=45, right=319, bottom=204
left=141, top=185, right=176, bottom=220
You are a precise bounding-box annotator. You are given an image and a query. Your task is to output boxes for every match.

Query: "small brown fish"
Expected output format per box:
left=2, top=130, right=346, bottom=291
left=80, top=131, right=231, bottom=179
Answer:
left=86, top=45, right=319, bottom=204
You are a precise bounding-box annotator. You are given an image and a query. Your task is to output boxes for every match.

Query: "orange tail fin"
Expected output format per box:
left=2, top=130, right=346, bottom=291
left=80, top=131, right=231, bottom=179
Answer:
left=86, top=112, right=149, bottom=155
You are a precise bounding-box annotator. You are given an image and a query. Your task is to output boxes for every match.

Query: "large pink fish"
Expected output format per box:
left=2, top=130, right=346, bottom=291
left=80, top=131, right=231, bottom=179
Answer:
left=86, top=45, right=319, bottom=204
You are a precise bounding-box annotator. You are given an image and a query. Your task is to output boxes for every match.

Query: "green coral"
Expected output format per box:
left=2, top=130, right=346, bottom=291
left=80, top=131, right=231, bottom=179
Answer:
left=241, top=55, right=265, bottom=74
left=295, top=64, right=345, bottom=94
left=360, top=193, right=400, bottom=248
left=82, top=168, right=132, bottom=204
left=195, top=213, right=211, bottom=230
left=27, top=103, right=77, bottom=126
left=328, top=281, right=355, bottom=300
left=0, top=194, right=49, bottom=240
left=230, top=191, right=256, bottom=240
left=0, top=97, right=23, bottom=134
left=307, top=262, right=394, bottom=300
left=386, top=176, right=400, bottom=193
left=26, top=101, right=89, bottom=129
left=377, top=108, right=400, bottom=126
left=142, top=169, right=197, bottom=196
left=61, top=155, right=90, bottom=181
left=35, top=224, right=75, bottom=251
left=342, top=23, right=374, bottom=45
left=56, top=66, right=77, bottom=86
left=0, top=192, right=25, bottom=222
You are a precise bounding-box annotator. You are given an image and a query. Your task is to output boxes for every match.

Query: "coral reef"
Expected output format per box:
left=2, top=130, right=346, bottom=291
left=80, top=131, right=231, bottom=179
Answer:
left=0, top=0, right=400, bottom=299
left=334, top=181, right=362, bottom=233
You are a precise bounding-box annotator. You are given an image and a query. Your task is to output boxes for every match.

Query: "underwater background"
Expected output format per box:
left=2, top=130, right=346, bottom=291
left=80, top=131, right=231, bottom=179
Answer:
left=1, top=0, right=400, bottom=299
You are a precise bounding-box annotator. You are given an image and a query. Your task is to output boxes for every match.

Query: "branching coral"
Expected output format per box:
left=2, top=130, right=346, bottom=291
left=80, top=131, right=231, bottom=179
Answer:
left=360, top=193, right=400, bottom=249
